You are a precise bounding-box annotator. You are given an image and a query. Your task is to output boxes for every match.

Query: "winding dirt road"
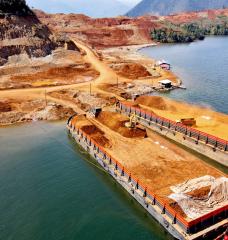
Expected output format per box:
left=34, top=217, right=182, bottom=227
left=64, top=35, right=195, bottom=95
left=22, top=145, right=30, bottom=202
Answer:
left=0, top=39, right=123, bottom=109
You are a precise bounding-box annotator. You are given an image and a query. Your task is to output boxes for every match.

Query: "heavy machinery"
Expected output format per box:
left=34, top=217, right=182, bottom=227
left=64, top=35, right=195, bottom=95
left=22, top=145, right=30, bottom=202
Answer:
left=176, top=118, right=196, bottom=127
left=125, top=113, right=137, bottom=128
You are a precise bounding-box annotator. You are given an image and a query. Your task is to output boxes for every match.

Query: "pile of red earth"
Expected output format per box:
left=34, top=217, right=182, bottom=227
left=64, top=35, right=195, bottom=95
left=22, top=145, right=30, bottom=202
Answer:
left=81, top=125, right=111, bottom=148
left=0, top=101, right=12, bottom=112
left=97, top=111, right=146, bottom=138
left=72, top=115, right=111, bottom=148
left=187, top=186, right=211, bottom=199
left=135, top=96, right=168, bottom=110
left=11, top=64, right=99, bottom=82
left=111, top=63, right=151, bottom=79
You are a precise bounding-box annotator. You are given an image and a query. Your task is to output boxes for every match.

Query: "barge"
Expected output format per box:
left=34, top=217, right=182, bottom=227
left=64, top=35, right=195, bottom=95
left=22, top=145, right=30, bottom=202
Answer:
left=117, top=101, right=228, bottom=167
left=67, top=114, right=228, bottom=240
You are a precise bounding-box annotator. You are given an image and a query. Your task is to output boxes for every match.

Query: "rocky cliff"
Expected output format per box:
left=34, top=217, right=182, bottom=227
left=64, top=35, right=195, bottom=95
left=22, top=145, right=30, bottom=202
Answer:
left=36, top=9, right=228, bottom=48
left=35, top=10, right=159, bottom=48
left=0, top=0, right=60, bottom=65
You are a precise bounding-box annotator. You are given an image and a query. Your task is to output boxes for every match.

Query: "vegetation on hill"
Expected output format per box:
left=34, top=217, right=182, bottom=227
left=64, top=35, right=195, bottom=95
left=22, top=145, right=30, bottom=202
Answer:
left=151, top=17, right=228, bottom=43
left=0, top=0, right=33, bottom=16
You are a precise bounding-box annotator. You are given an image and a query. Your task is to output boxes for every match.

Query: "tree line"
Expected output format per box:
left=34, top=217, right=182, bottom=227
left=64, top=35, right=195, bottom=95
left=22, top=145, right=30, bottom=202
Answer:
left=151, top=20, right=228, bottom=43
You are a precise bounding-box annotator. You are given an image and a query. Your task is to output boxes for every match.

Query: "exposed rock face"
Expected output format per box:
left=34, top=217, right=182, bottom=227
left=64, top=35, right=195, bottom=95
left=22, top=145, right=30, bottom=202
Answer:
left=0, top=15, right=58, bottom=65
left=36, top=10, right=158, bottom=48
left=0, top=16, right=57, bottom=64
left=0, top=1, right=67, bottom=65
left=0, top=49, right=99, bottom=90
left=36, top=8, right=228, bottom=49
left=0, top=99, right=75, bottom=125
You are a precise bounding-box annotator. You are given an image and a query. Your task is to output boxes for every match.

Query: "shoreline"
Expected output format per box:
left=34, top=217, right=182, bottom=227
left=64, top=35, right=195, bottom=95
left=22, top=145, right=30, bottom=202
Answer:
left=102, top=43, right=182, bottom=87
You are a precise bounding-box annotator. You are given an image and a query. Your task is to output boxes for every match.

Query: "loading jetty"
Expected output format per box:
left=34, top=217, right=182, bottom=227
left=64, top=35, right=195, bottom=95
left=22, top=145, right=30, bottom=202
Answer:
left=67, top=112, right=228, bottom=240
left=118, top=101, right=228, bottom=167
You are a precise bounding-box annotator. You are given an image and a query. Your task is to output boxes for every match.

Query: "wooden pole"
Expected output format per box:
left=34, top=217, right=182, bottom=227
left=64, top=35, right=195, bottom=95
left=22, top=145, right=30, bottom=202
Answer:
left=45, top=89, right=47, bottom=107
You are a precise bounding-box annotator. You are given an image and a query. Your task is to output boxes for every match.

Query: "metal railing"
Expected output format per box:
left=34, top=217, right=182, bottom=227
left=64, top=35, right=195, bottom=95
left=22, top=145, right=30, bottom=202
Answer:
left=119, top=102, right=228, bottom=152
left=68, top=118, right=228, bottom=235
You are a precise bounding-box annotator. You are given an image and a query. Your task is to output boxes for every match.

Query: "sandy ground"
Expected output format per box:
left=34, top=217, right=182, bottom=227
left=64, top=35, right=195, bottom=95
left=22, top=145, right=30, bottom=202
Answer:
left=102, top=45, right=181, bottom=87
left=71, top=113, right=226, bottom=221
left=0, top=49, right=99, bottom=90
left=1, top=38, right=227, bottom=222
left=0, top=97, right=75, bottom=125
left=135, top=96, right=228, bottom=140
left=1, top=39, right=227, bottom=143
left=1, top=39, right=227, bottom=144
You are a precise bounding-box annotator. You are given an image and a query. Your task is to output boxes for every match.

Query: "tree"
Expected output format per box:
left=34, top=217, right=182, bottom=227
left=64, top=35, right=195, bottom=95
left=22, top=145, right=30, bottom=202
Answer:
left=0, top=0, right=33, bottom=16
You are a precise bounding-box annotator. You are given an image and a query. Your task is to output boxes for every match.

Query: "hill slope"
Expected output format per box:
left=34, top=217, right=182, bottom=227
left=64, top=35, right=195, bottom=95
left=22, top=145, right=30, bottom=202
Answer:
left=27, top=0, right=130, bottom=18
left=0, top=0, right=33, bottom=15
left=0, top=0, right=60, bottom=65
left=127, top=0, right=228, bottom=17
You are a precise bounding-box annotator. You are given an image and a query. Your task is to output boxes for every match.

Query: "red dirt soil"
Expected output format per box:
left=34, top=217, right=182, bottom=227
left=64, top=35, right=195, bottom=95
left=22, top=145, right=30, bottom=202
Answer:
left=187, top=186, right=211, bottom=199
left=11, top=65, right=99, bottom=82
left=0, top=101, right=12, bottom=112
left=111, top=63, right=151, bottom=79
left=72, top=115, right=111, bottom=148
left=135, top=95, right=173, bottom=110
left=97, top=111, right=146, bottom=138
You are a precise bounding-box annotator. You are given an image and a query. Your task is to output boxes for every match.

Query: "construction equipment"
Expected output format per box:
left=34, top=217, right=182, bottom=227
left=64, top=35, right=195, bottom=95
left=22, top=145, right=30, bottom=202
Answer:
left=125, top=113, right=137, bottom=128
left=176, top=118, right=196, bottom=127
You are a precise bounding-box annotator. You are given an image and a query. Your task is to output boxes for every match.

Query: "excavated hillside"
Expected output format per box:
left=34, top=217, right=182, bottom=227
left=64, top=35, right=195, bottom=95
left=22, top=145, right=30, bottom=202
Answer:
left=35, top=10, right=158, bottom=48
left=0, top=0, right=61, bottom=65
left=36, top=8, right=228, bottom=48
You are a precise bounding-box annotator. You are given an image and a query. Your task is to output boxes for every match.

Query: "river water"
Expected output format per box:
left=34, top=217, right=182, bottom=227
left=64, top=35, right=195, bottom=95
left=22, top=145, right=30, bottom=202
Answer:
left=1, top=37, right=228, bottom=240
left=0, top=122, right=172, bottom=240
left=140, top=36, right=228, bottom=114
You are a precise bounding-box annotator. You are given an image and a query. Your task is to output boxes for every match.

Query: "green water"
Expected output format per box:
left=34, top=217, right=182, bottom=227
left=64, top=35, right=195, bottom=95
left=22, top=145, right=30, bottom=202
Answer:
left=0, top=122, right=173, bottom=240
left=140, top=36, right=228, bottom=114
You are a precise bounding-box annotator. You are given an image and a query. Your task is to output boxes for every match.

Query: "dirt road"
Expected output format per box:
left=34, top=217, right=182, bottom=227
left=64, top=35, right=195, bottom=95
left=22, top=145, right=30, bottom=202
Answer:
left=0, top=39, right=125, bottom=107
left=73, top=40, right=119, bottom=85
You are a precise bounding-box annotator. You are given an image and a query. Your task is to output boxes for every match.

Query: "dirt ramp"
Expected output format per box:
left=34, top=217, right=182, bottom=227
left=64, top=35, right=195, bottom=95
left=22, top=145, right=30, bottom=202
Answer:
left=97, top=111, right=146, bottom=138
left=135, top=96, right=169, bottom=110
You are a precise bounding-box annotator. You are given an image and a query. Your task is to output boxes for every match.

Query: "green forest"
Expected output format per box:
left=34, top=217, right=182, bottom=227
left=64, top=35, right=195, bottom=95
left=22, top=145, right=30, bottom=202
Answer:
left=151, top=18, right=228, bottom=43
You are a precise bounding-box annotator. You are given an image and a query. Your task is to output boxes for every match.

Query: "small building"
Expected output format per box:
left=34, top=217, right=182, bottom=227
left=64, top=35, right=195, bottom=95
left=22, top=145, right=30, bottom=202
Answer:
left=159, top=79, right=172, bottom=89
left=156, top=60, right=171, bottom=70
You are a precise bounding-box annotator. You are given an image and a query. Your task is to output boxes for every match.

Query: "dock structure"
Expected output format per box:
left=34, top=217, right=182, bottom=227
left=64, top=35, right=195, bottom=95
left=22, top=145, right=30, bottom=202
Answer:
left=67, top=115, right=228, bottom=240
left=156, top=60, right=171, bottom=70
left=117, top=101, right=228, bottom=167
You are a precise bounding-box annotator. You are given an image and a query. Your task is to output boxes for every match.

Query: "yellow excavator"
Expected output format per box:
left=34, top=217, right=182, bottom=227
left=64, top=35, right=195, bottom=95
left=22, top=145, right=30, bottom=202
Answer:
left=125, top=113, right=137, bottom=128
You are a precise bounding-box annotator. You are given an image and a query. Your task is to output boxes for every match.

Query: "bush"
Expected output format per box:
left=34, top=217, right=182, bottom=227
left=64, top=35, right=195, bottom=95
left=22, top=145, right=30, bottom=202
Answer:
left=0, top=0, right=33, bottom=16
left=151, top=20, right=228, bottom=43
